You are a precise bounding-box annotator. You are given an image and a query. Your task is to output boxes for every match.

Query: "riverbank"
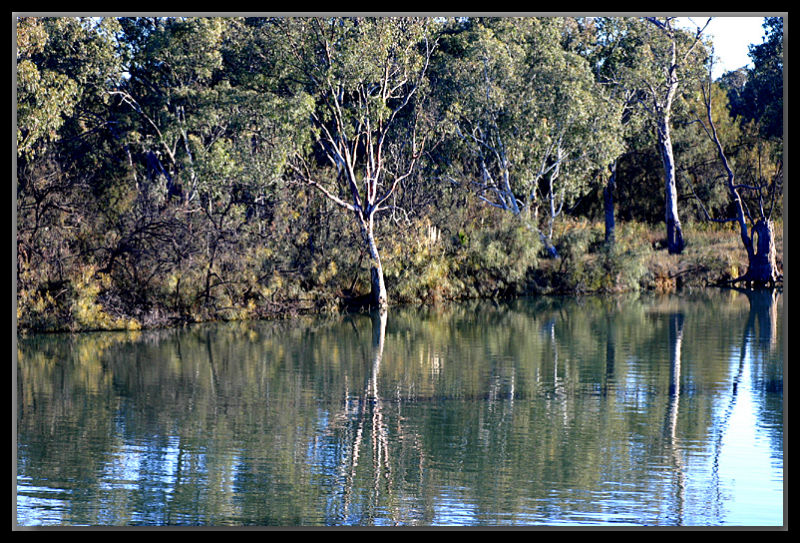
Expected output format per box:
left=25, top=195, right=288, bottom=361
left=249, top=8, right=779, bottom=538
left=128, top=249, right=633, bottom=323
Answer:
left=15, top=218, right=784, bottom=334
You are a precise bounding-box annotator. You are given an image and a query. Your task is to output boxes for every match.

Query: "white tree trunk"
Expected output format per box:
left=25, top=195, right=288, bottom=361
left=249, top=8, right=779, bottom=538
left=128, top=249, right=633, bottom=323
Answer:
left=360, top=214, right=388, bottom=309
left=657, top=117, right=685, bottom=254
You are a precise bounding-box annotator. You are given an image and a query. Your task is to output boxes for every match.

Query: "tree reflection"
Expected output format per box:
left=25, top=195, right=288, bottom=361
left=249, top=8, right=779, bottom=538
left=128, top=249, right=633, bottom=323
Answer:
left=692, top=287, right=783, bottom=525
left=743, top=289, right=783, bottom=452
left=326, top=308, right=426, bottom=525
left=740, top=288, right=780, bottom=352
left=339, top=309, right=388, bottom=520
left=16, top=294, right=783, bottom=526
left=662, top=312, right=686, bottom=525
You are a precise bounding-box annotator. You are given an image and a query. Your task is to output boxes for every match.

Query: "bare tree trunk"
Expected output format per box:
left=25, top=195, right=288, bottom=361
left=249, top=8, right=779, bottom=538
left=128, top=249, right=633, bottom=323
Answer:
left=657, top=118, right=685, bottom=254
left=699, top=78, right=780, bottom=288
left=359, top=213, right=388, bottom=310
left=745, top=219, right=779, bottom=287
left=643, top=17, right=710, bottom=256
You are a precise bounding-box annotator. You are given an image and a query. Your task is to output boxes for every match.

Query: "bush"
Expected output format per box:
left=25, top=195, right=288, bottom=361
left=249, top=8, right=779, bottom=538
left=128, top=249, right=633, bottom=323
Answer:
left=448, top=212, right=541, bottom=299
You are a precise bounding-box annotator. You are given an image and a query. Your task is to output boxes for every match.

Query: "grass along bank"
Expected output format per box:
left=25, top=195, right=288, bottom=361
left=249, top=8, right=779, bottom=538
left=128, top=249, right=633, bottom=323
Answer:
left=16, top=216, right=784, bottom=334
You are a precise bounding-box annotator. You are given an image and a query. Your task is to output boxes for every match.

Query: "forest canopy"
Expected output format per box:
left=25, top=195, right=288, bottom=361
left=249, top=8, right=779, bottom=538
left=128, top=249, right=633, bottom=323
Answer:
left=15, top=16, right=784, bottom=332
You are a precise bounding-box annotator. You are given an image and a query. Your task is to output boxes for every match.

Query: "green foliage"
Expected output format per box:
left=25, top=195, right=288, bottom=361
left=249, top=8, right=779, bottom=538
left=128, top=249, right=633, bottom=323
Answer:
left=434, top=17, right=623, bottom=231
left=381, top=219, right=457, bottom=304
left=15, top=16, right=783, bottom=332
left=588, top=231, right=650, bottom=293
left=736, top=17, right=783, bottom=141
left=16, top=17, right=121, bottom=161
left=17, top=262, right=141, bottom=332
left=454, top=216, right=541, bottom=298
left=380, top=207, right=543, bottom=303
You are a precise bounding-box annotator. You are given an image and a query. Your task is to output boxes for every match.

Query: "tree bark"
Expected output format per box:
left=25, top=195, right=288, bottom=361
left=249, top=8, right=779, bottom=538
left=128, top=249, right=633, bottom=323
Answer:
left=657, top=117, right=685, bottom=254
left=700, top=79, right=779, bottom=288
left=644, top=18, right=707, bottom=256
left=359, top=213, right=388, bottom=310
left=744, top=219, right=779, bottom=286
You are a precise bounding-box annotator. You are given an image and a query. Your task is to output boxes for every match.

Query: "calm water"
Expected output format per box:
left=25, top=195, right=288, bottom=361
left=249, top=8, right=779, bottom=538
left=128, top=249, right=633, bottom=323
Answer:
left=15, top=290, right=784, bottom=527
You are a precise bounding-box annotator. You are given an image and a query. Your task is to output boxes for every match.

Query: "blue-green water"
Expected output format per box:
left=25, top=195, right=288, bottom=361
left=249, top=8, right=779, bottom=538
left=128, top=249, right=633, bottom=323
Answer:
left=15, top=291, right=784, bottom=527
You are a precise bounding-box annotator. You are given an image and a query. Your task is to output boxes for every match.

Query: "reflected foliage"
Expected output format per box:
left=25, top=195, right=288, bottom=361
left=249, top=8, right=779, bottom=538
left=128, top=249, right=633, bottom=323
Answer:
left=17, top=292, right=783, bottom=526
left=16, top=17, right=784, bottom=332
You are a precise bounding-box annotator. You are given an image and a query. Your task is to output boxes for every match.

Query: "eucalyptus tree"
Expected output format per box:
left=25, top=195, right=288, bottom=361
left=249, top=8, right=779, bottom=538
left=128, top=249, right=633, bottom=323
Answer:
left=739, top=17, right=783, bottom=142
left=437, top=17, right=623, bottom=257
left=109, top=17, right=234, bottom=307
left=590, top=17, right=655, bottom=246
left=603, top=17, right=710, bottom=254
left=692, top=64, right=781, bottom=287
left=721, top=17, right=784, bottom=222
left=276, top=17, right=437, bottom=309
left=17, top=16, right=124, bottom=179
left=115, top=17, right=303, bottom=200
left=17, top=17, right=79, bottom=162
left=113, top=17, right=232, bottom=205
left=16, top=16, right=126, bottom=326
left=110, top=17, right=312, bottom=309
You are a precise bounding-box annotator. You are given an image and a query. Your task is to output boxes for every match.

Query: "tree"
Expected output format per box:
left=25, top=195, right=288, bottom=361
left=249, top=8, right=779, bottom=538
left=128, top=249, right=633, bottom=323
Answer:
left=691, top=64, right=781, bottom=288
left=16, top=17, right=129, bottom=329
left=112, top=17, right=232, bottom=205
left=606, top=17, right=710, bottom=254
left=278, top=17, right=436, bottom=309
left=740, top=17, right=783, bottom=142
left=645, top=17, right=711, bottom=254
left=109, top=18, right=313, bottom=310
left=591, top=17, right=657, bottom=246
left=714, top=18, right=783, bottom=224
left=437, top=17, right=622, bottom=256
left=16, top=17, right=80, bottom=162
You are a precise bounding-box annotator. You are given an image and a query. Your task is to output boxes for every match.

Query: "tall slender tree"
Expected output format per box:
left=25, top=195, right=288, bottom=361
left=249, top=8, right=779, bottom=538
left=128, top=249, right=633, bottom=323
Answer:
left=692, top=63, right=781, bottom=287
left=645, top=17, right=710, bottom=254
left=591, top=17, right=654, bottom=246
left=602, top=17, right=709, bottom=254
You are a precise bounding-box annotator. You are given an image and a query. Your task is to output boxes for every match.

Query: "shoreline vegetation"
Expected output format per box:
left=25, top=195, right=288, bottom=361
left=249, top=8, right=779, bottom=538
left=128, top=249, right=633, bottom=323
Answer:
left=16, top=216, right=784, bottom=334
left=16, top=17, right=784, bottom=334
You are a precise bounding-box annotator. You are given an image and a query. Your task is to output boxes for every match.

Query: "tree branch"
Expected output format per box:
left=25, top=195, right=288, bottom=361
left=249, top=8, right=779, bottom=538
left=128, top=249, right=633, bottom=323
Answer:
left=288, top=158, right=358, bottom=213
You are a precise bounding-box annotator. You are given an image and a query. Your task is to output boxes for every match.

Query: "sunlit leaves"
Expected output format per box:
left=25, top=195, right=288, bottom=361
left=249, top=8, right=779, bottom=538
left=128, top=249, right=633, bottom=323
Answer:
left=16, top=17, right=121, bottom=160
left=438, top=17, right=623, bottom=219
left=16, top=57, right=79, bottom=160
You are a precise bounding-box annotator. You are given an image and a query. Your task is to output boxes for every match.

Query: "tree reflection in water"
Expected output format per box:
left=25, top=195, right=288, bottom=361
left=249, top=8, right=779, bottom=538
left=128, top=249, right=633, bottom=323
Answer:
left=327, top=308, right=411, bottom=525
left=16, top=292, right=783, bottom=526
left=663, top=311, right=686, bottom=525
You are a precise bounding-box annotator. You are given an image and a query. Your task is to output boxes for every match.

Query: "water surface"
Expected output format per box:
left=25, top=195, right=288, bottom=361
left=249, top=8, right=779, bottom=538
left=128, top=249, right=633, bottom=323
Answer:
left=15, top=290, right=784, bottom=526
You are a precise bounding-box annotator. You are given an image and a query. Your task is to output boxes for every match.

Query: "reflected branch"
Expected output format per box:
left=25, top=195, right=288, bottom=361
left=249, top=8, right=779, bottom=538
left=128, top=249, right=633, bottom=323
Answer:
left=338, top=308, right=398, bottom=524
left=709, top=288, right=781, bottom=515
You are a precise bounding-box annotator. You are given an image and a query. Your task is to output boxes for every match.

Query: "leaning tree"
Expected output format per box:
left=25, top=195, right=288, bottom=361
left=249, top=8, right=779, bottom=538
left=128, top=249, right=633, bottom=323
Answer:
left=693, top=61, right=781, bottom=288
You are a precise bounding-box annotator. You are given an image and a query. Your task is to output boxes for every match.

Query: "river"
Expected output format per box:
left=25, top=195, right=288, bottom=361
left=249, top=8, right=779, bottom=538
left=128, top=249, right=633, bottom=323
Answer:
left=15, top=290, right=784, bottom=527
